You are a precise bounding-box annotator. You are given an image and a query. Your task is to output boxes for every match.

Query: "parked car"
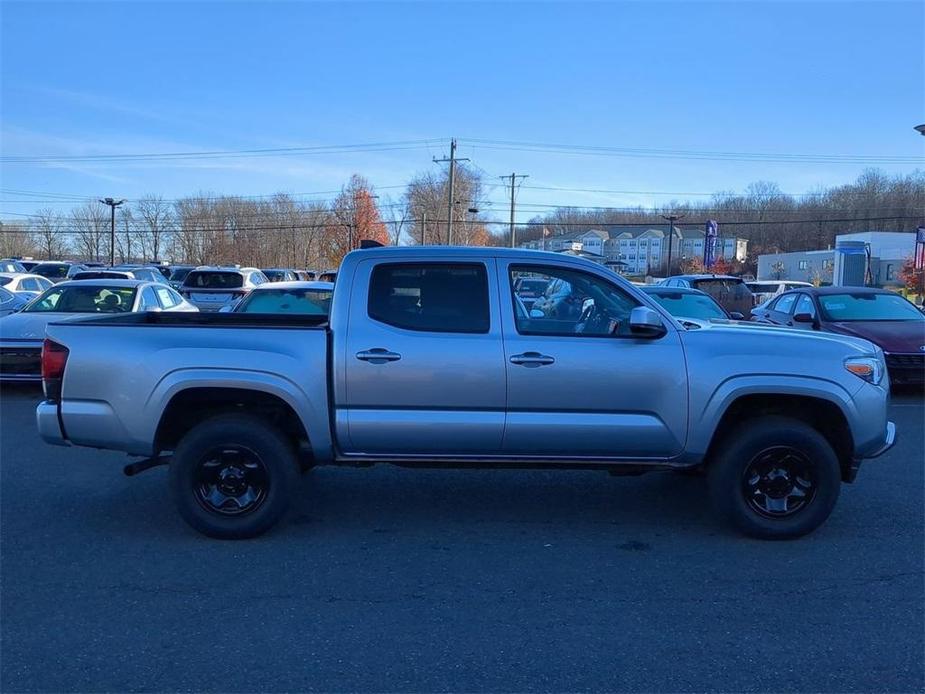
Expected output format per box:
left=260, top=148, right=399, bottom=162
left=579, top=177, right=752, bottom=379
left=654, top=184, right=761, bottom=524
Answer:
left=111, top=265, right=172, bottom=285
left=0, top=280, right=196, bottom=382
left=224, top=281, right=334, bottom=315
left=179, top=266, right=268, bottom=311
left=513, top=276, right=550, bottom=310
left=18, top=260, right=40, bottom=272
left=752, top=286, right=925, bottom=385
left=640, top=286, right=744, bottom=322
left=318, top=270, right=337, bottom=282
left=168, top=265, right=196, bottom=289
left=660, top=274, right=753, bottom=316
left=746, top=280, right=813, bottom=306
left=0, top=273, right=54, bottom=297
left=36, top=247, right=894, bottom=541
left=295, top=270, right=317, bottom=281
left=30, top=261, right=89, bottom=283
left=261, top=268, right=299, bottom=283
left=0, top=259, right=27, bottom=273
left=0, top=286, right=31, bottom=317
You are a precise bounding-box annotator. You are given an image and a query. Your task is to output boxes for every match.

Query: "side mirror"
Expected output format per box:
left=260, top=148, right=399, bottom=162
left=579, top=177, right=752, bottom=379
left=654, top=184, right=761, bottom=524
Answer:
left=529, top=308, right=544, bottom=318
left=729, top=311, right=745, bottom=320
left=792, top=312, right=816, bottom=326
left=629, top=306, right=666, bottom=337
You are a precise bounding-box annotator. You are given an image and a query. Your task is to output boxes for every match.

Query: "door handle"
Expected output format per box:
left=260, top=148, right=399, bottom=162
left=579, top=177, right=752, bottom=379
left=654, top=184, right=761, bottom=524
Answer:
left=509, top=351, right=555, bottom=367
left=356, top=348, right=402, bottom=364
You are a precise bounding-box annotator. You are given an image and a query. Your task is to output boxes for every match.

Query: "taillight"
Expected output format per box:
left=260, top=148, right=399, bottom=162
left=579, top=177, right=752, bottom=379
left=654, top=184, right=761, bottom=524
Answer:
left=41, top=338, right=69, bottom=402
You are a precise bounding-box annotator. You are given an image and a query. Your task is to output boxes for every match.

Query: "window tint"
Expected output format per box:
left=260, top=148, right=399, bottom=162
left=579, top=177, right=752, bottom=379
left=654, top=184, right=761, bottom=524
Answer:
left=795, top=294, right=816, bottom=318
left=510, top=265, right=639, bottom=336
left=26, top=286, right=137, bottom=313
left=183, top=271, right=244, bottom=289
left=368, top=263, right=490, bottom=333
left=774, top=293, right=798, bottom=315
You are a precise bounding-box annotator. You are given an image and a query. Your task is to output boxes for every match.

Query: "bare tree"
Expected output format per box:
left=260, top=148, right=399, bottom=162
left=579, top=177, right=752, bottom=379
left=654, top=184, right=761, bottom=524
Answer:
left=135, top=195, right=175, bottom=262
left=0, top=221, right=38, bottom=258
left=70, top=202, right=108, bottom=262
left=404, top=164, right=487, bottom=245
left=31, top=209, right=70, bottom=259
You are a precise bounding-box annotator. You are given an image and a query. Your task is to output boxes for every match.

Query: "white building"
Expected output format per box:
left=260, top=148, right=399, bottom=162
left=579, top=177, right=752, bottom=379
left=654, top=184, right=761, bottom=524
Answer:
left=520, top=226, right=748, bottom=275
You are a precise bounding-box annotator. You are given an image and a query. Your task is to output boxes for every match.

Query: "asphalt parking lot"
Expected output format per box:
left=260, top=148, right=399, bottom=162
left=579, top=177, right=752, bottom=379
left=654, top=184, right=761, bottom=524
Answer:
left=1, top=385, right=923, bottom=693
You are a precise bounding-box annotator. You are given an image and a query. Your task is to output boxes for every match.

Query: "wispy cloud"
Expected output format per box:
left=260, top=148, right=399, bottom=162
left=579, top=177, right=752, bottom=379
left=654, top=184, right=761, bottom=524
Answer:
left=28, top=85, right=192, bottom=126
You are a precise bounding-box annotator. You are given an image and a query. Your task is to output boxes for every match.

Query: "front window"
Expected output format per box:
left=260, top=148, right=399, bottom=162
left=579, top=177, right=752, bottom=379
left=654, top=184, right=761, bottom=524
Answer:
left=510, top=265, right=639, bottom=336
left=647, top=291, right=727, bottom=320
left=795, top=294, right=816, bottom=318
left=818, top=293, right=924, bottom=321
left=237, top=287, right=333, bottom=315
left=25, top=286, right=137, bottom=313
left=368, top=263, right=490, bottom=333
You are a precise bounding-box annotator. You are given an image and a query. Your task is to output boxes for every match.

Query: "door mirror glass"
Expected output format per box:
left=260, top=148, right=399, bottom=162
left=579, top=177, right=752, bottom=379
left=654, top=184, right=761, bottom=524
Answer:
left=728, top=311, right=745, bottom=320
left=629, top=306, right=666, bottom=337
left=792, top=312, right=815, bottom=324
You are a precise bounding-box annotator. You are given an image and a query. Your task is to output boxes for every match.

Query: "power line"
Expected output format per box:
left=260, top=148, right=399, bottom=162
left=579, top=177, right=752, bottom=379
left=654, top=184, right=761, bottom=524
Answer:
left=0, top=139, right=447, bottom=164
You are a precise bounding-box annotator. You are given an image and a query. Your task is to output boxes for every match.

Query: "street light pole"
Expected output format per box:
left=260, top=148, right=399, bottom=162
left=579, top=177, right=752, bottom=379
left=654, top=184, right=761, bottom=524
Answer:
left=661, top=213, right=685, bottom=276
left=100, top=198, right=125, bottom=266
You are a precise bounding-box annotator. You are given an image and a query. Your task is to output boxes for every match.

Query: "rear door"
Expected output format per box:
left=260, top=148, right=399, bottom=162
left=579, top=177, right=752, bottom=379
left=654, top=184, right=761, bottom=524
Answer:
left=338, top=258, right=506, bottom=455
left=500, top=261, right=688, bottom=459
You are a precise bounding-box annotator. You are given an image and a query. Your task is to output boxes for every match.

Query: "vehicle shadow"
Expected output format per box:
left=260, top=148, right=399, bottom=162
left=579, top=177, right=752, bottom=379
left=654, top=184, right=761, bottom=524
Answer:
left=68, top=464, right=721, bottom=542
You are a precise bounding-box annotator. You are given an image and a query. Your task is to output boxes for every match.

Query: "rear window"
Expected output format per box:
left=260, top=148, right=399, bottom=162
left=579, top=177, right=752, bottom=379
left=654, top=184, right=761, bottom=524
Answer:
left=692, top=278, right=751, bottom=299
left=368, top=263, right=490, bottom=333
left=182, top=271, right=244, bottom=289
left=72, top=271, right=130, bottom=280
left=32, top=263, right=70, bottom=279
left=0, top=276, right=13, bottom=287
left=648, top=291, right=727, bottom=320
left=170, top=268, right=192, bottom=282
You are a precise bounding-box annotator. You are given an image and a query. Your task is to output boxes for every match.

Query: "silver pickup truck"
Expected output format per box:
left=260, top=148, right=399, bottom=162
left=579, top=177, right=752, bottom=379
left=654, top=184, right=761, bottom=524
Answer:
left=36, top=247, right=895, bottom=540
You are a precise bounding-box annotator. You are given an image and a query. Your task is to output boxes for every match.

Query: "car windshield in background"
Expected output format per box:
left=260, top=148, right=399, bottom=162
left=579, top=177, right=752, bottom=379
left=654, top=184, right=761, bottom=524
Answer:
left=183, top=271, right=243, bottom=289
left=25, top=286, right=137, bottom=313
left=649, top=292, right=727, bottom=320
left=262, top=270, right=288, bottom=281
left=0, top=262, right=25, bottom=273
left=692, top=279, right=749, bottom=296
left=0, top=277, right=14, bottom=287
left=32, top=264, right=70, bottom=279
left=237, top=288, right=332, bottom=315
left=170, top=268, right=192, bottom=283
left=818, top=293, right=925, bottom=321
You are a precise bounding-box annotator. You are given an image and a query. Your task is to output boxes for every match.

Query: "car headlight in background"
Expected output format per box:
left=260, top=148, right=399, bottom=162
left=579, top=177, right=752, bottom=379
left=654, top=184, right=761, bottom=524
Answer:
left=844, top=356, right=885, bottom=385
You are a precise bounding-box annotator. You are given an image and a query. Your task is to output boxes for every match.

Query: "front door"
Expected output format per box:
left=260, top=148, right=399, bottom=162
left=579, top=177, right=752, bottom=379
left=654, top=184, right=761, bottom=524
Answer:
left=338, top=258, right=506, bottom=455
left=502, top=261, right=688, bottom=459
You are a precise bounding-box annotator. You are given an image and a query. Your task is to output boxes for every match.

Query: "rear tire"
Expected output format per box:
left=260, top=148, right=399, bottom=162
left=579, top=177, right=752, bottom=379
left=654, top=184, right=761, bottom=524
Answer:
left=169, top=414, right=300, bottom=539
left=708, top=416, right=841, bottom=540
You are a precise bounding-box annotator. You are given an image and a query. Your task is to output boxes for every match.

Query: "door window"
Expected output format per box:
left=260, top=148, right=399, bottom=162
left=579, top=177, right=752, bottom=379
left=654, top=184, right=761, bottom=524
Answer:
left=510, top=265, right=639, bottom=337
left=774, top=293, right=798, bottom=315
left=139, top=287, right=159, bottom=310
left=368, top=263, right=490, bottom=333
left=794, top=294, right=816, bottom=318
left=155, top=287, right=179, bottom=308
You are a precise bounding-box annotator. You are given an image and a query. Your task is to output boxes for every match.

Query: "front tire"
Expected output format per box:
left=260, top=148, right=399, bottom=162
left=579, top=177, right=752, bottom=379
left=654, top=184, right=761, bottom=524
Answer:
left=708, top=416, right=841, bottom=540
left=169, top=414, right=300, bottom=539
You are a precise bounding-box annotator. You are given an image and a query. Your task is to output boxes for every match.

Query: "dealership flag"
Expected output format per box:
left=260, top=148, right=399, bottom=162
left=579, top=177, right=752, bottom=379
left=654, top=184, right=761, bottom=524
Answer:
left=915, top=226, right=925, bottom=270
left=704, top=220, right=718, bottom=268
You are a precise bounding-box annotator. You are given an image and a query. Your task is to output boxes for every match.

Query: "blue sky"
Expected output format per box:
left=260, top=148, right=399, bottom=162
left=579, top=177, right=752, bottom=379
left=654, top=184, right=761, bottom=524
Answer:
left=1, top=1, right=923, bottom=223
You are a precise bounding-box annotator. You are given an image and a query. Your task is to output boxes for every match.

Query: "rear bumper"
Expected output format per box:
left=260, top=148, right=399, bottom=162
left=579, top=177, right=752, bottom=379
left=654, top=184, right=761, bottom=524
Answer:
left=36, top=401, right=68, bottom=446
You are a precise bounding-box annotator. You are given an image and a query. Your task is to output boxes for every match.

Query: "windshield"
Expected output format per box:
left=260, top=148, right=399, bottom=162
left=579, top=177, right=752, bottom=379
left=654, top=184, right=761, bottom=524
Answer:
left=183, top=271, right=243, bottom=289
left=236, top=288, right=332, bottom=315
left=25, top=286, right=137, bottom=313
left=0, top=276, right=14, bottom=287
left=648, top=291, right=727, bottom=320
left=0, top=261, right=25, bottom=273
left=32, top=263, right=70, bottom=279
left=818, top=293, right=925, bottom=321
left=170, top=268, right=192, bottom=282
left=262, top=270, right=289, bottom=281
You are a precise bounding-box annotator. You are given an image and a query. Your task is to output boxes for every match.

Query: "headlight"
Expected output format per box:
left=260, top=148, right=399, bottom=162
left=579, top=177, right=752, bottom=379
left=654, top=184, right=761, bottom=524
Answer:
left=844, top=357, right=884, bottom=385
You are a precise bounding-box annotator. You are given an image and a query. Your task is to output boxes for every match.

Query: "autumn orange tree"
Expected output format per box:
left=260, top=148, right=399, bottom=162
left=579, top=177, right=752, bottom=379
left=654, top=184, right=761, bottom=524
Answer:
left=329, top=175, right=390, bottom=263
left=898, top=255, right=923, bottom=295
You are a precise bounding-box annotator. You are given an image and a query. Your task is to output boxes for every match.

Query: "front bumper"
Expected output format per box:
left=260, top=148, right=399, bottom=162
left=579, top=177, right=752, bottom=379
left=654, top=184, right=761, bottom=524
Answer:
left=36, top=401, right=68, bottom=446
left=866, top=420, right=897, bottom=459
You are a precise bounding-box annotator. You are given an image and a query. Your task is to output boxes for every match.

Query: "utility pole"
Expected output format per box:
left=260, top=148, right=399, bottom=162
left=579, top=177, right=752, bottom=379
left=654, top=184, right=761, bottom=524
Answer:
left=661, top=213, right=685, bottom=276
left=100, top=198, right=125, bottom=266
left=421, top=211, right=426, bottom=245
left=433, top=139, right=468, bottom=245
left=500, top=173, right=528, bottom=247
